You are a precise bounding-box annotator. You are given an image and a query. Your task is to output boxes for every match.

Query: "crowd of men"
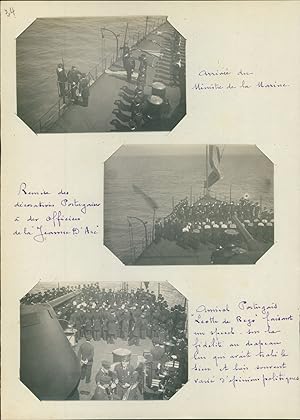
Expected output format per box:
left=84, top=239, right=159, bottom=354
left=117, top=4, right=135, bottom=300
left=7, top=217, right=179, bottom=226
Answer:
left=171, top=31, right=185, bottom=96
left=61, top=285, right=187, bottom=347
left=21, top=283, right=188, bottom=400
left=56, top=64, right=90, bottom=106
left=154, top=196, right=274, bottom=251
left=20, top=285, right=74, bottom=305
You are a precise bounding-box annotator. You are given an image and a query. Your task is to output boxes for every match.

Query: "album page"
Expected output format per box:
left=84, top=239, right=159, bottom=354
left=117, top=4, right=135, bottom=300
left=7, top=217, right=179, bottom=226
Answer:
left=2, top=1, right=300, bottom=419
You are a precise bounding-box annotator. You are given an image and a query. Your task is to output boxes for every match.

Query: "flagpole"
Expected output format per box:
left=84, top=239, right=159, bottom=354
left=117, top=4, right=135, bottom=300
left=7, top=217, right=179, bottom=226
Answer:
left=259, top=195, right=262, bottom=218
left=123, top=22, right=129, bottom=48
left=205, top=145, right=209, bottom=196
left=152, top=208, right=156, bottom=242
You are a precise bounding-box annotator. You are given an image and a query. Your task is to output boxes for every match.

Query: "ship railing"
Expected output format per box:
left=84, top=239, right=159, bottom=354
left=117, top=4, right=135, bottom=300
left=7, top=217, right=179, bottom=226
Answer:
left=32, top=92, right=70, bottom=133
left=32, top=57, right=109, bottom=133
left=128, top=222, right=155, bottom=264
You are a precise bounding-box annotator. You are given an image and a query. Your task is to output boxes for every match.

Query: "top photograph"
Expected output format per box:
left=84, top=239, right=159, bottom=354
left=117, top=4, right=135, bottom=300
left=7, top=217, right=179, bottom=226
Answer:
left=16, top=16, right=186, bottom=133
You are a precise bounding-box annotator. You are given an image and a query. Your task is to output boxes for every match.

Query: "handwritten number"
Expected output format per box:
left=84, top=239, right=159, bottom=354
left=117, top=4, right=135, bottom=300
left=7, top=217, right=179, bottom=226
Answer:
left=5, top=7, right=16, bottom=18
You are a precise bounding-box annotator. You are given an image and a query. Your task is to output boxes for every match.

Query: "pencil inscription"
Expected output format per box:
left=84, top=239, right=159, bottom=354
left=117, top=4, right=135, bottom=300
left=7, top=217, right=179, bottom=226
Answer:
left=193, top=67, right=290, bottom=92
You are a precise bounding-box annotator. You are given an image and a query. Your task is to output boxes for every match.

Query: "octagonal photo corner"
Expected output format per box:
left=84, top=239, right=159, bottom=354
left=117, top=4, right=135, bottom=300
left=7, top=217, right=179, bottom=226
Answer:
left=16, top=16, right=186, bottom=134
left=20, top=280, right=188, bottom=400
left=104, top=144, right=274, bottom=266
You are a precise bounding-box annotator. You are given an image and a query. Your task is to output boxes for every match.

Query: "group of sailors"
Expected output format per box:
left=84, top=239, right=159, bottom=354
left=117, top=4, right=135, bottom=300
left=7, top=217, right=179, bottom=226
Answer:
left=67, top=284, right=187, bottom=400
left=171, top=31, right=185, bottom=91
left=120, top=29, right=185, bottom=131
left=121, top=45, right=170, bottom=132
left=20, top=285, right=75, bottom=305
left=78, top=322, right=187, bottom=401
left=154, top=196, right=274, bottom=251
left=55, top=285, right=187, bottom=349
left=122, top=46, right=155, bottom=131
left=56, top=64, right=90, bottom=106
left=87, top=329, right=187, bottom=400
left=21, top=284, right=188, bottom=400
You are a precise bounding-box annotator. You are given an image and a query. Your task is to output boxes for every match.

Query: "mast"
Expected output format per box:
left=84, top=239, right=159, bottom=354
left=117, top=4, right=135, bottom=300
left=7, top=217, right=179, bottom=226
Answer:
left=123, top=22, right=129, bottom=47
left=145, top=16, right=149, bottom=37
left=152, top=208, right=156, bottom=242
left=259, top=195, right=262, bottom=218
left=205, top=145, right=209, bottom=196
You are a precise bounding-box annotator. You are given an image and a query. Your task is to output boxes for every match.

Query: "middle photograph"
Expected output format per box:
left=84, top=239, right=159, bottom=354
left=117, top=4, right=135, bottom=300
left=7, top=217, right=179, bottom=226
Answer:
left=104, top=144, right=274, bottom=266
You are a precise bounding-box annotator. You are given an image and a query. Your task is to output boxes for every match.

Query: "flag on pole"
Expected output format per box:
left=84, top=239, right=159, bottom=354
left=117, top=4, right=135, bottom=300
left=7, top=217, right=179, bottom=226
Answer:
left=205, top=145, right=222, bottom=188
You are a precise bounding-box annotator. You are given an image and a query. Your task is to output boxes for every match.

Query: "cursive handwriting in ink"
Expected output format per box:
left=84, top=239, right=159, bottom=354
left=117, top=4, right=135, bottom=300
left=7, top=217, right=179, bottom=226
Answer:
left=192, top=300, right=298, bottom=389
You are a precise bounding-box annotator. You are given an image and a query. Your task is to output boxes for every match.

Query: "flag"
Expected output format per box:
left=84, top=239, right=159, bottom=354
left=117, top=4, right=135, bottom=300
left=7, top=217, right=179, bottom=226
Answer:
left=132, top=185, right=159, bottom=210
left=205, top=145, right=222, bottom=188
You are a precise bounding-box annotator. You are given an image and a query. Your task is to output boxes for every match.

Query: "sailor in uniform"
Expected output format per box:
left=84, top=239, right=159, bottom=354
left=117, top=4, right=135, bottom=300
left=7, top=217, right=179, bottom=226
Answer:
left=122, top=371, right=143, bottom=400
left=92, top=375, right=120, bottom=400
left=115, top=359, right=135, bottom=399
left=95, top=360, right=113, bottom=385
left=79, top=73, right=90, bottom=107
left=91, top=376, right=112, bottom=400
left=67, top=66, right=81, bottom=102
left=77, top=333, right=94, bottom=383
left=56, top=63, right=67, bottom=98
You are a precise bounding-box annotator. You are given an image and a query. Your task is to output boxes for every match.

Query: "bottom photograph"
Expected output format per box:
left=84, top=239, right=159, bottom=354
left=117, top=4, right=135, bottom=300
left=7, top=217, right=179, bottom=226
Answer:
left=20, top=281, right=188, bottom=401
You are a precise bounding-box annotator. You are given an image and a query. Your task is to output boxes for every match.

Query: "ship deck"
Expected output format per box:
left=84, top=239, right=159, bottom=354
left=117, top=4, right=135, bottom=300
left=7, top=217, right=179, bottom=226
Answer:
left=133, top=238, right=214, bottom=265
left=133, top=233, right=272, bottom=266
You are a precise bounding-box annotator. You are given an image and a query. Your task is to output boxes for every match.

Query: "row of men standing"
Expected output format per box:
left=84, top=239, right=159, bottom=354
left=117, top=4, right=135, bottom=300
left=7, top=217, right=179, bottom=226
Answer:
left=69, top=301, right=186, bottom=347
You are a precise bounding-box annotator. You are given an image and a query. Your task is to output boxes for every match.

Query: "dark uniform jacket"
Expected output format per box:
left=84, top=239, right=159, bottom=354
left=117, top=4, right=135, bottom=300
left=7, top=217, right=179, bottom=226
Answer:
left=95, top=368, right=115, bottom=385
left=93, top=316, right=101, bottom=331
left=132, top=317, right=142, bottom=337
left=79, top=77, right=90, bottom=98
left=67, top=69, right=81, bottom=84
left=107, top=313, right=118, bottom=335
left=115, top=364, right=134, bottom=386
left=56, top=68, right=67, bottom=82
left=140, top=317, right=148, bottom=333
left=78, top=341, right=94, bottom=365
left=151, top=345, right=167, bottom=362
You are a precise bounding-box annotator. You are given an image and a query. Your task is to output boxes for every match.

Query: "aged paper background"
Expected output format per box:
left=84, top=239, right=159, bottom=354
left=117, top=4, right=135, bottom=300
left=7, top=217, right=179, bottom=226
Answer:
left=2, top=1, right=300, bottom=419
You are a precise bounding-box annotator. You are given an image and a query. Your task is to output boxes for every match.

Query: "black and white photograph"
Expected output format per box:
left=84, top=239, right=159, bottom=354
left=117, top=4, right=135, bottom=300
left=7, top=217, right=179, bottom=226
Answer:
left=17, top=16, right=186, bottom=133
left=104, top=144, right=274, bottom=265
left=20, top=281, right=188, bottom=400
